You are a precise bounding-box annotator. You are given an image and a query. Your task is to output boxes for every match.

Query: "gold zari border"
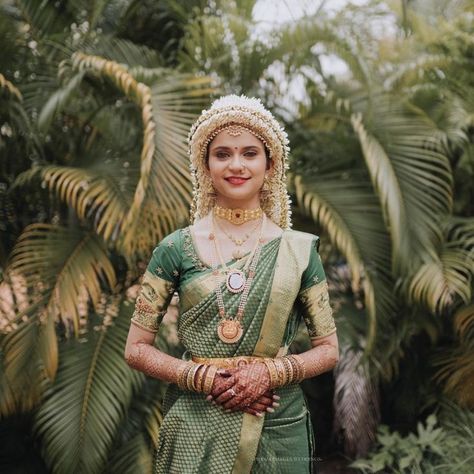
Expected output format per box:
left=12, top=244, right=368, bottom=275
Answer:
left=298, top=280, right=336, bottom=339
left=232, top=230, right=314, bottom=474
left=130, top=270, right=175, bottom=333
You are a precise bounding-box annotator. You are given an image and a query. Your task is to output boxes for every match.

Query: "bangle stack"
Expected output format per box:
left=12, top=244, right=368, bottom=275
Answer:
left=176, top=361, right=218, bottom=395
left=262, top=354, right=306, bottom=389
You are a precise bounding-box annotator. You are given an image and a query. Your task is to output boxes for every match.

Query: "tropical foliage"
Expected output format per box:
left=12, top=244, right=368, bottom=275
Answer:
left=0, top=0, right=473, bottom=472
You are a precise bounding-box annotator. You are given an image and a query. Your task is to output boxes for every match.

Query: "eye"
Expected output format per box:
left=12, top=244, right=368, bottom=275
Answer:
left=244, top=151, right=257, bottom=157
left=215, top=151, right=229, bottom=159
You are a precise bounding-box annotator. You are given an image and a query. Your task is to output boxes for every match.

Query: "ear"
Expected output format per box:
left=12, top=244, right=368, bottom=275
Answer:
left=265, top=157, right=274, bottom=173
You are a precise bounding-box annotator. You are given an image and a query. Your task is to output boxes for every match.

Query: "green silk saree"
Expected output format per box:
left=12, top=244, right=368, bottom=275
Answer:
left=130, top=227, right=336, bottom=474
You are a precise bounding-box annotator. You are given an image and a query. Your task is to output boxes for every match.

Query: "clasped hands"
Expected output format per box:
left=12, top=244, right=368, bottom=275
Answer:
left=205, top=361, right=280, bottom=417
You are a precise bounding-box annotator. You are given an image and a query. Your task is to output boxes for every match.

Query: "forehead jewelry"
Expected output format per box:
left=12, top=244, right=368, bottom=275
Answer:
left=226, top=125, right=244, bottom=136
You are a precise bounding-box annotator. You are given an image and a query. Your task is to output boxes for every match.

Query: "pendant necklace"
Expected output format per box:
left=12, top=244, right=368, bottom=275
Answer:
left=213, top=215, right=261, bottom=259
left=211, top=212, right=263, bottom=294
left=209, top=213, right=266, bottom=343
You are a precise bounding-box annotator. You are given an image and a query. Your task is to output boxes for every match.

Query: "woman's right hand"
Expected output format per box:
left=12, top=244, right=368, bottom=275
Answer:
left=206, top=368, right=280, bottom=416
left=242, top=390, right=280, bottom=417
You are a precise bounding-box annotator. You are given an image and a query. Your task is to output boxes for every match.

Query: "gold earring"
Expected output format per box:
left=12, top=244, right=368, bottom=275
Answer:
left=207, top=181, right=217, bottom=198
left=260, top=176, right=270, bottom=199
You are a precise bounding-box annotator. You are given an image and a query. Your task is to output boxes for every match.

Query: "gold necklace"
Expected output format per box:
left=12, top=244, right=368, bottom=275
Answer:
left=214, top=205, right=263, bottom=225
left=213, top=217, right=261, bottom=259
left=209, top=213, right=266, bottom=343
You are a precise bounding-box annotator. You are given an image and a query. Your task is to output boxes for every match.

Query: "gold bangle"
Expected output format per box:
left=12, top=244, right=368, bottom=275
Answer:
left=186, top=363, right=197, bottom=391
left=203, top=365, right=218, bottom=394
left=288, top=356, right=301, bottom=382
left=178, top=362, right=194, bottom=390
left=280, top=357, right=292, bottom=386
left=190, top=363, right=205, bottom=392
left=273, top=358, right=287, bottom=387
left=290, top=354, right=306, bottom=381
left=196, top=365, right=208, bottom=393
left=262, top=358, right=279, bottom=389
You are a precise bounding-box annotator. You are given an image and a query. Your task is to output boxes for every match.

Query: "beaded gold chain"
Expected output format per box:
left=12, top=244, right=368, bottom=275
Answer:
left=213, top=216, right=261, bottom=259
left=209, top=213, right=266, bottom=343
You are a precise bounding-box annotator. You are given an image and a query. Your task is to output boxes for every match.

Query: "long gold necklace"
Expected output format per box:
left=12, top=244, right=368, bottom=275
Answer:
left=209, top=213, right=266, bottom=343
left=213, top=217, right=261, bottom=259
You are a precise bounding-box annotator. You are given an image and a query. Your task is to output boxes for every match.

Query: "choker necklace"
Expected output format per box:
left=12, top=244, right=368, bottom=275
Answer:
left=209, top=213, right=266, bottom=343
left=214, top=205, right=263, bottom=225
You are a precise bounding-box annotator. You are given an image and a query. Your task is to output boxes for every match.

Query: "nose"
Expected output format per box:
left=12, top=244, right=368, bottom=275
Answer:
left=228, top=152, right=245, bottom=172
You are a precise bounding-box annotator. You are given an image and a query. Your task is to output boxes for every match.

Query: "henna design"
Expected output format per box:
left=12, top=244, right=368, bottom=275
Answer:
left=125, top=342, right=183, bottom=384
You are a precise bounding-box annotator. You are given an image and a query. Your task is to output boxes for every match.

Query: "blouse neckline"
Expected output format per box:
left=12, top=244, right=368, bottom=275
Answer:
left=182, top=226, right=284, bottom=270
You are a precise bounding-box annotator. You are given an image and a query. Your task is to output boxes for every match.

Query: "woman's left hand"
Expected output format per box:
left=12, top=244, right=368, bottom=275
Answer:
left=212, top=362, right=271, bottom=411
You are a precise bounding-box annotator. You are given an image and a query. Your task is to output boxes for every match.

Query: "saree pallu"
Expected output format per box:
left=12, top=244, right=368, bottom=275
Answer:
left=154, top=231, right=316, bottom=474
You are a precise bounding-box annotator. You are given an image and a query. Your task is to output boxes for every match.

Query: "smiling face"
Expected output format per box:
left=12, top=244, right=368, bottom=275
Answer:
left=206, top=128, right=271, bottom=209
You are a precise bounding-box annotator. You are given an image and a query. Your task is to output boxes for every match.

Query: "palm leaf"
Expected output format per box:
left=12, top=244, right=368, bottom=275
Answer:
left=0, top=73, right=22, bottom=100
left=67, top=52, right=213, bottom=254
left=434, top=304, right=474, bottom=408
left=294, top=174, right=397, bottom=352
left=7, top=223, right=116, bottom=332
left=351, top=101, right=453, bottom=275
left=38, top=70, right=86, bottom=132
left=0, top=224, right=116, bottom=415
left=407, top=218, right=473, bottom=314
left=34, top=297, right=144, bottom=474
left=333, top=345, right=380, bottom=458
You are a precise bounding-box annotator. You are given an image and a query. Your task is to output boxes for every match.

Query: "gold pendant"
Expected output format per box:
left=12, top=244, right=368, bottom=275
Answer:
left=217, top=319, right=243, bottom=343
left=226, top=269, right=245, bottom=293
left=232, top=248, right=244, bottom=259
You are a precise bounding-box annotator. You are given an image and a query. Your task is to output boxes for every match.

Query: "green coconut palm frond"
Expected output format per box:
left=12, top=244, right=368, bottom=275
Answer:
left=434, top=304, right=474, bottom=409
left=0, top=224, right=116, bottom=415
left=406, top=217, right=474, bottom=314
left=34, top=296, right=144, bottom=474
left=105, top=433, right=153, bottom=474
left=351, top=102, right=453, bottom=276
left=0, top=310, right=56, bottom=416
left=27, top=52, right=214, bottom=256
left=6, top=223, right=116, bottom=332
left=294, top=173, right=397, bottom=353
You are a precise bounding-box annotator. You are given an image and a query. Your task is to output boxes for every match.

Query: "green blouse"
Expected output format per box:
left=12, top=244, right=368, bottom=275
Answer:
left=130, top=227, right=336, bottom=344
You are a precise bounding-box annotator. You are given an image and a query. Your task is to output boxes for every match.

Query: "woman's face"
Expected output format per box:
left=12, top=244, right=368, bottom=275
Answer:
left=207, top=129, right=270, bottom=209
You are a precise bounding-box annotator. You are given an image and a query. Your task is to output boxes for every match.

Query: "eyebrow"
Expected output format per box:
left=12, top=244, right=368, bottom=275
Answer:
left=211, top=145, right=261, bottom=151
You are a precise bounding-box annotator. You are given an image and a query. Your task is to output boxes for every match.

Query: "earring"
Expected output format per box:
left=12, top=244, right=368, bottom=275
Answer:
left=206, top=180, right=217, bottom=198
left=260, top=175, right=270, bottom=199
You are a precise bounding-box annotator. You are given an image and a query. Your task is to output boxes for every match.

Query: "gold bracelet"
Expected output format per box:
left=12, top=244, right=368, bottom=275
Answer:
left=262, top=358, right=279, bottom=389
left=273, top=357, right=287, bottom=387
left=196, top=365, right=208, bottom=393
left=290, top=354, right=306, bottom=381
left=181, top=363, right=194, bottom=390
left=185, top=363, right=197, bottom=391
left=287, top=356, right=301, bottom=382
left=178, top=362, right=194, bottom=390
left=203, top=365, right=218, bottom=394
left=190, top=363, right=205, bottom=392
left=281, top=357, right=293, bottom=385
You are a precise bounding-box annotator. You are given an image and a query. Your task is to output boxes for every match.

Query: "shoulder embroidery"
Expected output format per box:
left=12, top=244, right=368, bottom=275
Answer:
left=181, top=227, right=209, bottom=271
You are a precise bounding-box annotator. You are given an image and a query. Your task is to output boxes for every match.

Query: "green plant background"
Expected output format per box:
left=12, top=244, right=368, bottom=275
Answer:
left=0, top=0, right=473, bottom=472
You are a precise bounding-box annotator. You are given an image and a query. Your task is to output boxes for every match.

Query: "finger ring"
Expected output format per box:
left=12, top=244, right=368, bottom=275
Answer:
left=229, top=388, right=237, bottom=396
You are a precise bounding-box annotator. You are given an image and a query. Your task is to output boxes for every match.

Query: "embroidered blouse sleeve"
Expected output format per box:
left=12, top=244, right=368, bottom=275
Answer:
left=130, top=231, right=181, bottom=333
left=297, top=236, right=337, bottom=340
